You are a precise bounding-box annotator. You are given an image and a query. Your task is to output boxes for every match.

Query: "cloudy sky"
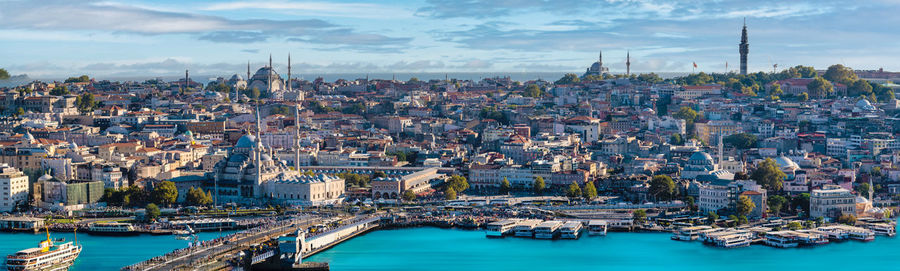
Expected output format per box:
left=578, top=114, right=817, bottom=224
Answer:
left=1, top=0, right=899, bottom=79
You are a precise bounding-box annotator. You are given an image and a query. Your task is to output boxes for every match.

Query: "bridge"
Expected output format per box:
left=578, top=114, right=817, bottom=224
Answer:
left=122, top=215, right=381, bottom=271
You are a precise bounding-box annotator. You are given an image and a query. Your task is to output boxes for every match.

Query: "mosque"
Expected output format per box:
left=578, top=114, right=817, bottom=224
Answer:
left=205, top=106, right=342, bottom=205
left=228, top=54, right=304, bottom=101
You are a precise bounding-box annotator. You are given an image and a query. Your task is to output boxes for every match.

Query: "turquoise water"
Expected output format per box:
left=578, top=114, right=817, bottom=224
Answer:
left=307, top=227, right=900, bottom=271
left=0, top=230, right=236, bottom=270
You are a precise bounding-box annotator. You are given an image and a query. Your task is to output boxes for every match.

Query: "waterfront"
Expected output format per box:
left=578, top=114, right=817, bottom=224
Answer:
left=0, top=230, right=236, bottom=270
left=308, top=226, right=900, bottom=271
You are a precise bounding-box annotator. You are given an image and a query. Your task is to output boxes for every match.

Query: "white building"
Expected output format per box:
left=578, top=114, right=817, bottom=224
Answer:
left=810, top=185, right=856, bottom=219
left=0, top=164, right=29, bottom=212
left=263, top=174, right=345, bottom=206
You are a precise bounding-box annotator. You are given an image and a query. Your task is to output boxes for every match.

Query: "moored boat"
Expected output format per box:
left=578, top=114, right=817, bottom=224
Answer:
left=534, top=221, right=563, bottom=239
left=5, top=229, right=81, bottom=271
left=559, top=221, right=583, bottom=239
left=513, top=219, right=542, bottom=238
left=87, top=222, right=138, bottom=236
left=587, top=220, right=608, bottom=236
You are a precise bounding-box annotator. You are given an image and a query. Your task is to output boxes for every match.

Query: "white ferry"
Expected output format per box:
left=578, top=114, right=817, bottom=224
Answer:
left=671, top=226, right=712, bottom=241
left=559, top=221, right=583, bottom=239
left=534, top=221, right=563, bottom=239
left=864, top=223, right=896, bottom=237
left=709, top=233, right=751, bottom=248
left=485, top=219, right=520, bottom=238
left=813, top=226, right=850, bottom=241
left=513, top=219, right=543, bottom=238
left=587, top=220, right=608, bottom=236
left=763, top=231, right=800, bottom=248
left=5, top=231, right=82, bottom=271
left=88, top=222, right=138, bottom=236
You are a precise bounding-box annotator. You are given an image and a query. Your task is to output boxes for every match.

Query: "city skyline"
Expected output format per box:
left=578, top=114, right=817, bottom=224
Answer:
left=2, top=0, right=900, bottom=78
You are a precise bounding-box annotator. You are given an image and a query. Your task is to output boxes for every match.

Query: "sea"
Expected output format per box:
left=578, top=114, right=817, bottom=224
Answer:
left=1, top=224, right=896, bottom=270
left=0, top=230, right=236, bottom=270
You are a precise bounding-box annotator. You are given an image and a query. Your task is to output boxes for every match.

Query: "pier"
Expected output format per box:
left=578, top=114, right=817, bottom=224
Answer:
left=122, top=215, right=381, bottom=271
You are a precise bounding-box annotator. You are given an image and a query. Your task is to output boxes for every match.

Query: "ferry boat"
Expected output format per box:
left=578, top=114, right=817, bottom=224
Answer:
left=559, top=221, right=583, bottom=239
left=534, top=221, right=563, bottom=239
left=513, top=219, right=543, bottom=238
left=794, top=230, right=830, bottom=246
left=763, top=231, right=800, bottom=248
left=846, top=228, right=875, bottom=241
left=864, top=223, right=896, bottom=237
left=671, top=226, right=712, bottom=241
left=5, top=230, right=81, bottom=271
left=587, top=220, right=608, bottom=236
left=813, top=226, right=850, bottom=241
left=485, top=219, right=520, bottom=238
left=709, top=233, right=751, bottom=248
left=88, top=222, right=138, bottom=236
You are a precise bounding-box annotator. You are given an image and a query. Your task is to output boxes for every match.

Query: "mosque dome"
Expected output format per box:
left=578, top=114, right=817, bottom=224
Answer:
left=22, top=131, right=35, bottom=143
left=236, top=134, right=257, bottom=148
left=38, top=174, right=54, bottom=182
left=185, top=130, right=194, bottom=138
left=689, top=152, right=714, bottom=165
left=855, top=98, right=876, bottom=111
left=774, top=156, right=799, bottom=169
left=229, top=74, right=243, bottom=82
left=69, top=141, right=78, bottom=149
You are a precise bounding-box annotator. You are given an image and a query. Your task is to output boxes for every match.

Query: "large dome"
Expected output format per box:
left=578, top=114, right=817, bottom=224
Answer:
left=690, top=152, right=714, bottom=163
left=855, top=98, right=876, bottom=111
left=774, top=156, right=799, bottom=169
left=235, top=134, right=257, bottom=148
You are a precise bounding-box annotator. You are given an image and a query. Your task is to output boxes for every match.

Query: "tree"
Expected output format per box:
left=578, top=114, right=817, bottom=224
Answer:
left=186, top=187, right=212, bottom=206
left=145, top=203, right=160, bottom=221
left=250, top=87, right=261, bottom=100
left=798, top=92, right=809, bottom=102
left=823, top=64, right=858, bottom=84
left=151, top=181, right=178, bottom=206
left=76, top=93, right=96, bottom=113
left=499, top=177, right=511, bottom=194
left=736, top=195, right=756, bottom=217
left=750, top=158, right=786, bottom=191
left=447, top=175, right=469, bottom=194
left=707, top=211, right=719, bottom=224
left=792, top=193, right=811, bottom=216
left=837, top=214, right=856, bottom=225
left=0, top=68, right=9, bottom=80
left=50, top=86, right=69, bottom=96
left=583, top=181, right=598, bottom=200
left=738, top=215, right=748, bottom=225
left=685, top=196, right=696, bottom=212
left=767, top=195, right=787, bottom=216
left=855, top=182, right=871, bottom=196
left=523, top=84, right=542, bottom=98
left=673, top=107, right=699, bottom=124
left=565, top=181, right=582, bottom=199
left=444, top=187, right=457, bottom=200
left=633, top=209, right=647, bottom=225
left=806, top=77, right=834, bottom=98
left=270, top=105, right=291, bottom=116
left=788, top=221, right=803, bottom=230
left=555, top=73, right=580, bottom=85
left=14, top=107, right=24, bottom=117
left=637, top=73, right=663, bottom=84
left=533, top=176, right=546, bottom=195
left=373, top=171, right=387, bottom=178
left=669, top=134, right=684, bottom=145
left=724, top=133, right=758, bottom=149
left=402, top=190, right=417, bottom=202
left=649, top=175, right=675, bottom=201
left=64, top=75, right=90, bottom=83
left=848, top=79, right=873, bottom=97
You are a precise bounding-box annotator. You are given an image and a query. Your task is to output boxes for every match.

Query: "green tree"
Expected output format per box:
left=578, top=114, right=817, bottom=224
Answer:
left=707, top=211, right=719, bottom=224
left=444, top=187, right=457, bottom=200
left=798, top=92, right=809, bottom=102
left=724, top=133, right=758, bottom=149
left=788, top=221, right=803, bottom=230
left=837, top=214, right=857, bottom=225
left=736, top=195, right=756, bottom=217
left=669, top=134, right=685, bottom=145
left=271, top=105, right=291, bottom=116
left=685, top=196, right=696, bottom=212
left=767, top=195, right=787, bottom=216
left=823, top=64, right=858, bottom=84
left=533, top=176, right=546, bottom=195
left=14, top=107, right=24, bottom=117
left=151, top=181, right=178, bottom=206
left=64, top=75, right=90, bottom=83
left=583, top=181, right=598, bottom=200
left=0, top=68, right=9, bottom=80
left=50, top=86, right=69, bottom=96
left=649, top=175, right=675, bottom=201
left=738, top=215, right=749, bottom=225
left=673, top=107, right=699, bottom=123
left=555, top=73, right=580, bottom=85
left=751, top=158, right=786, bottom=191
left=402, top=190, right=417, bottom=202
left=806, top=77, right=834, bottom=98
left=373, top=171, right=387, bottom=178
left=186, top=187, right=213, bottom=206
left=145, top=203, right=160, bottom=221
left=848, top=79, right=873, bottom=97
left=447, top=175, right=469, bottom=194
left=499, top=177, right=511, bottom=194
left=565, top=181, right=582, bottom=199
left=855, top=182, right=871, bottom=196
left=637, top=73, right=663, bottom=84
left=523, top=84, right=542, bottom=98
left=792, top=193, right=811, bottom=216
left=633, top=209, right=647, bottom=225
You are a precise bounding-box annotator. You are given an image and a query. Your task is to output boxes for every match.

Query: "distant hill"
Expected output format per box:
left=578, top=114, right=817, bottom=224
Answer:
left=0, top=74, right=31, bottom=88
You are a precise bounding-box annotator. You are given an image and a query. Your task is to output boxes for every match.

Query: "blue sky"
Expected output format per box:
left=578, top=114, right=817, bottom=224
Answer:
left=1, top=0, right=899, bottom=79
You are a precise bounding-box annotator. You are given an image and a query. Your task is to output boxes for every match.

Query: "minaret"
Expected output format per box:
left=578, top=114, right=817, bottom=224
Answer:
left=184, top=69, right=189, bottom=90
left=269, top=54, right=273, bottom=68
left=247, top=61, right=251, bottom=81
left=598, top=50, right=603, bottom=70
left=626, top=51, right=631, bottom=76
left=294, top=104, right=302, bottom=173
left=739, top=18, right=749, bottom=75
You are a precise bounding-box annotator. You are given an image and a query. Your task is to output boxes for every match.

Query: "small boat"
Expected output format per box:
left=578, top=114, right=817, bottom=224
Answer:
left=559, top=221, right=583, bottom=239
left=587, top=220, right=608, bottom=236
left=88, top=222, right=138, bottom=236
left=534, top=221, right=563, bottom=239
left=6, top=228, right=82, bottom=271
left=763, top=231, right=800, bottom=248
left=485, top=219, right=521, bottom=238
left=865, top=223, right=896, bottom=237
left=671, top=226, right=712, bottom=241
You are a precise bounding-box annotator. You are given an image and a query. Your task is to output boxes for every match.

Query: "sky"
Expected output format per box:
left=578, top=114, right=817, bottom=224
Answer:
left=1, top=0, right=899, bottom=79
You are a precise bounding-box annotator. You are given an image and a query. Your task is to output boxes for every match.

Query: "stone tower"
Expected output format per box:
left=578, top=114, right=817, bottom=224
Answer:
left=739, top=18, right=749, bottom=75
